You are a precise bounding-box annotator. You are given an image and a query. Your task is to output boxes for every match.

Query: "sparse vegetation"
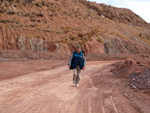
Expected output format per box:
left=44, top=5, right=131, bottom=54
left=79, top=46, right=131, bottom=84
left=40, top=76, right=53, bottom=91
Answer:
left=36, top=35, right=47, bottom=40
left=60, top=36, right=68, bottom=43
left=78, top=33, right=84, bottom=37
left=138, top=33, right=150, bottom=44
left=26, top=34, right=33, bottom=39
left=36, top=13, right=44, bottom=17
left=97, top=37, right=103, bottom=43
left=35, top=3, right=41, bottom=7
left=0, top=0, right=149, bottom=56
left=30, top=18, right=36, bottom=22
left=78, top=40, right=86, bottom=46
left=69, top=35, right=77, bottom=41
left=36, top=35, right=42, bottom=39
left=61, top=26, right=71, bottom=33
left=24, top=13, right=30, bottom=17
left=7, top=11, right=15, bottom=15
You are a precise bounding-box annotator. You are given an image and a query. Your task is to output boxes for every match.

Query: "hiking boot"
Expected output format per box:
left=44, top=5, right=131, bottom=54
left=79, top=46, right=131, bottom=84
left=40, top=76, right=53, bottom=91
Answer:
left=73, top=82, right=76, bottom=86
left=76, top=84, right=79, bottom=87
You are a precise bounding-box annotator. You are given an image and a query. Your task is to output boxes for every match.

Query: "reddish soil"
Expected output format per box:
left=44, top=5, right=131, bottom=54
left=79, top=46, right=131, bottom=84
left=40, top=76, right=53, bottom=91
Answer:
left=0, top=60, right=150, bottom=113
left=0, top=0, right=150, bottom=57
left=0, top=1, right=150, bottom=112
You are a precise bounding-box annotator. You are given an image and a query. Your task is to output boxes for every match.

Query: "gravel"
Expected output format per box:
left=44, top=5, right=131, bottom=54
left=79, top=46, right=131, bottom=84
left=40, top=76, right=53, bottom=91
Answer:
left=129, top=70, right=150, bottom=89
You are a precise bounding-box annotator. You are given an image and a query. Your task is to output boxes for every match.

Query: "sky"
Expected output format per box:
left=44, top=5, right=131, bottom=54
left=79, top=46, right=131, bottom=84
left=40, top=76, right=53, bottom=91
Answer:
left=88, top=0, right=150, bottom=23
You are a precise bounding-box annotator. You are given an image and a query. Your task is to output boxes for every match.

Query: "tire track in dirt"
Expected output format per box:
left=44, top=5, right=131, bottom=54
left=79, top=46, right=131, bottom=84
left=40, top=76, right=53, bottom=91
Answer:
left=101, top=89, right=119, bottom=113
left=0, top=60, right=150, bottom=113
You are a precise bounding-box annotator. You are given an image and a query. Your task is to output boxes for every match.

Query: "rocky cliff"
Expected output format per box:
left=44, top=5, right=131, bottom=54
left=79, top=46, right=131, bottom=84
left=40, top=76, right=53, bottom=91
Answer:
left=0, top=0, right=150, bottom=59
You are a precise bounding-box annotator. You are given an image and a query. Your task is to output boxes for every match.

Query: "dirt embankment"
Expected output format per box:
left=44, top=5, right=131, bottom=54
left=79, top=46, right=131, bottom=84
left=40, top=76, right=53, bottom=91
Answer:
left=0, top=0, right=150, bottom=59
left=110, top=56, right=150, bottom=95
left=0, top=60, right=67, bottom=80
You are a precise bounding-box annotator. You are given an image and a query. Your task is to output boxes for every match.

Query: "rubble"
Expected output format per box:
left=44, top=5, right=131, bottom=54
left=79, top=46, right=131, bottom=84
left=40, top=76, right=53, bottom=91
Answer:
left=129, top=70, right=150, bottom=89
left=111, top=58, right=150, bottom=90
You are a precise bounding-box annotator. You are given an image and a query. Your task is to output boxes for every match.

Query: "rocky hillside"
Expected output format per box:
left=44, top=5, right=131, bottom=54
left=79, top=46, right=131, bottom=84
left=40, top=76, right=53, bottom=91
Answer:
left=0, top=0, right=150, bottom=59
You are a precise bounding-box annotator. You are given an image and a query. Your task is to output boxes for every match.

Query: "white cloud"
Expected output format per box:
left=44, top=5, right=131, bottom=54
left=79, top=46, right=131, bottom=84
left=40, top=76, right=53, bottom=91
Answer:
left=88, top=0, right=150, bottom=22
left=126, top=1, right=150, bottom=22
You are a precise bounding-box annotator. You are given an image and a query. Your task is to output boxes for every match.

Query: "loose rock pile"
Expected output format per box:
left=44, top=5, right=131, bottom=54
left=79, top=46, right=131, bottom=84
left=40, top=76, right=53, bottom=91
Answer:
left=129, top=70, right=150, bottom=89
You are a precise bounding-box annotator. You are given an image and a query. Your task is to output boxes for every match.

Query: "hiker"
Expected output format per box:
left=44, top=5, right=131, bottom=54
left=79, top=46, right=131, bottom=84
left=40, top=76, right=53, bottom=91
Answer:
left=68, top=46, right=86, bottom=87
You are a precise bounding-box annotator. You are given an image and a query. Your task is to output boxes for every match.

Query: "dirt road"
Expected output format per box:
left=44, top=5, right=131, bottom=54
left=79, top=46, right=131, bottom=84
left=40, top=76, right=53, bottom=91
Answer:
left=0, top=60, right=150, bottom=113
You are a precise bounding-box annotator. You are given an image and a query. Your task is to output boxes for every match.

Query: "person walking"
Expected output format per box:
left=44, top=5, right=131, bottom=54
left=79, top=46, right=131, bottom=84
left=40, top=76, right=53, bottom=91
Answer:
left=68, top=46, right=86, bottom=87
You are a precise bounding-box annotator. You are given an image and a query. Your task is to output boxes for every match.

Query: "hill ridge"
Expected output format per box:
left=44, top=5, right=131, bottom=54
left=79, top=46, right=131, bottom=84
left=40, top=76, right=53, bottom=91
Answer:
left=0, top=0, right=150, bottom=59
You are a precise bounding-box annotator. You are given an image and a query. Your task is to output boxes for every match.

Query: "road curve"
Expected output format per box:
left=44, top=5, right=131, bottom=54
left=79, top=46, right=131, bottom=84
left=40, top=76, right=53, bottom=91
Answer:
left=0, top=60, right=150, bottom=113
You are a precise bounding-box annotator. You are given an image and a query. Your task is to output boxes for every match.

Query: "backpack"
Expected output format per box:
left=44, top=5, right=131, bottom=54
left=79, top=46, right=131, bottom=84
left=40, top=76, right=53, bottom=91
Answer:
left=70, top=51, right=85, bottom=69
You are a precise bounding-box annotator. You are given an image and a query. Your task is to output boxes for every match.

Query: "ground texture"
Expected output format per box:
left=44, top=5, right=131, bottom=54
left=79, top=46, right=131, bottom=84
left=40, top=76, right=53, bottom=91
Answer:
left=0, top=60, right=150, bottom=113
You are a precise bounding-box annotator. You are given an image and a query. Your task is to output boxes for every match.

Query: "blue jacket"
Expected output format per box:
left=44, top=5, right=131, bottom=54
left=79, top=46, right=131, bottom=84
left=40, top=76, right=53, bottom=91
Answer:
left=68, top=51, right=86, bottom=70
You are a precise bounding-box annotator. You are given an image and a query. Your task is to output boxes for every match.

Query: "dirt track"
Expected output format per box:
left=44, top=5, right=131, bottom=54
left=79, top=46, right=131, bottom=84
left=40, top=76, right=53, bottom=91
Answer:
left=0, top=60, right=150, bottom=113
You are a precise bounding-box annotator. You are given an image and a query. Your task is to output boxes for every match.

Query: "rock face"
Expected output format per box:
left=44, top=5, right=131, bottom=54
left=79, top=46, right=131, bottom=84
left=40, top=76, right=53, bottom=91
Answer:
left=0, top=0, right=150, bottom=58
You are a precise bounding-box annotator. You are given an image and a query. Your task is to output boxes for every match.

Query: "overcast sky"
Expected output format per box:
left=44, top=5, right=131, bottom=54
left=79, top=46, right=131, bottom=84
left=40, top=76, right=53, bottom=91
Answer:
left=88, top=0, right=150, bottom=23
